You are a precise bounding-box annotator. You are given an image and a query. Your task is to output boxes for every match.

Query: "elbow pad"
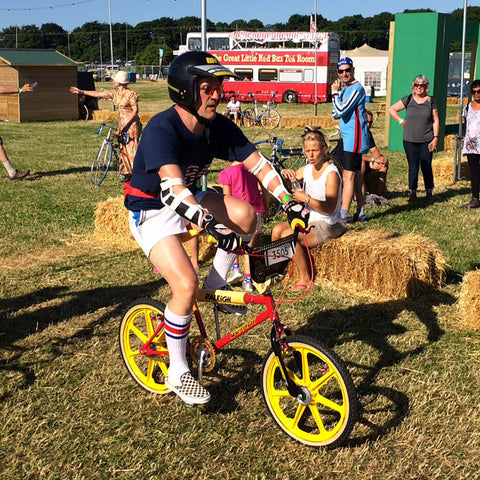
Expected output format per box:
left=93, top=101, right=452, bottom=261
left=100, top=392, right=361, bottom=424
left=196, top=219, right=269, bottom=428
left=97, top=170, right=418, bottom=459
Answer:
left=248, top=153, right=287, bottom=202
left=160, top=177, right=206, bottom=226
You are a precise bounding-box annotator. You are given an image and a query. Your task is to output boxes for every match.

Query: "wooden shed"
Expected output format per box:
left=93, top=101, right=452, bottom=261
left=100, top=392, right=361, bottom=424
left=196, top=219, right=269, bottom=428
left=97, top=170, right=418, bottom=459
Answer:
left=0, top=48, right=78, bottom=122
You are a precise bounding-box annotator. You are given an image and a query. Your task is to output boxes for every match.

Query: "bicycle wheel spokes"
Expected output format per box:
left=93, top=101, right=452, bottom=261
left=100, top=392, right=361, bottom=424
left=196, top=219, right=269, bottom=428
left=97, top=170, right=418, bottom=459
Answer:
left=119, top=299, right=170, bottom=395
left=243, top=108, right=255, bottom=127
left=262, top=335, right=357, bottom=447
left=261, top=109, right=280, bottom=129
left=90, top=141, right=113, bottom=186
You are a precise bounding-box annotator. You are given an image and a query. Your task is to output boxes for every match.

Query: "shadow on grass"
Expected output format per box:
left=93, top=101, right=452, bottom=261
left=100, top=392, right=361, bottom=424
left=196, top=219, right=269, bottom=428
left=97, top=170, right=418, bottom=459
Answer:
left=295, top=288, right=456, bottom=447
left=0, top=279, right=166, bottom=400
left=25, top=166, right=91, bottom=179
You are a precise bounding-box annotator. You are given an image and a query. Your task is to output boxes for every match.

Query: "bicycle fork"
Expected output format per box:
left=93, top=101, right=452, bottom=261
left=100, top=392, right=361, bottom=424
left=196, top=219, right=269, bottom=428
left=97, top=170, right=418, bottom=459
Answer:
left=270, top=322, right=311, bottom=405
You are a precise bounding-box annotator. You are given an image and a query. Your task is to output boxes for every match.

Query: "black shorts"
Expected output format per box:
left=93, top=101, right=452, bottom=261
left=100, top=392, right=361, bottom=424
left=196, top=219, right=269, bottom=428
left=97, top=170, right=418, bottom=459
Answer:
left=343, top=151, right=362, bottom=172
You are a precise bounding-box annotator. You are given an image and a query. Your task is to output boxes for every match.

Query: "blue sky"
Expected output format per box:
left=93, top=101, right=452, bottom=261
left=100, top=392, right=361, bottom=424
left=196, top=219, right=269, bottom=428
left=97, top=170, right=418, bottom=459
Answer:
left=0, top=0, right=467, bottom=31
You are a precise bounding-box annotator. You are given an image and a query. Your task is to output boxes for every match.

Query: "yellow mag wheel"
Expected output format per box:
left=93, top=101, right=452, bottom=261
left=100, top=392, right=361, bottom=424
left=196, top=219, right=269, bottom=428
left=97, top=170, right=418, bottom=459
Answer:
left=262, top=335, right=358, bottom=447
left=119, top=298, right=171, bottom=395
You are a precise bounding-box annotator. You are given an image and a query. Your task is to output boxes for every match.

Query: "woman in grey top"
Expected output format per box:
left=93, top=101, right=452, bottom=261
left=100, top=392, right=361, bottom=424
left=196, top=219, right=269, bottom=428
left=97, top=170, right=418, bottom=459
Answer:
left=389, top=75, right=440, bottom=205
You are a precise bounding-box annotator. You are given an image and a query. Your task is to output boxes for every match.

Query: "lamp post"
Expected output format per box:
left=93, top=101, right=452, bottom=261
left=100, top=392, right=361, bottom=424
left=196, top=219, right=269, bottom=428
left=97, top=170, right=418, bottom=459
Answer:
left=201, top=0, right=207, bottom=51
left=314, top=0, right=318, bottom=116
left=108, top=0, right=114, bottom=79
left=455, top=0, right=468, bottom=180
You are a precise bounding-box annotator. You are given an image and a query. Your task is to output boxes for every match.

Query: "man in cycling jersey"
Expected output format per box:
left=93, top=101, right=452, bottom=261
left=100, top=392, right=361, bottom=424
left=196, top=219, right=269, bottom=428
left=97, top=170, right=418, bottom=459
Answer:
left=124, top=51, right=307, bottom=406
left=331, top=56, right=369, bottom=222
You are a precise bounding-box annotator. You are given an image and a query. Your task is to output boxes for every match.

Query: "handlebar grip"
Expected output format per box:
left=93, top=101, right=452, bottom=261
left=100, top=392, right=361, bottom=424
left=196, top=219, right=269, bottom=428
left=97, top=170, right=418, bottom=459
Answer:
left=207, top=235, right=218, bottom=245
left=291, top=219, right=306, bottom=231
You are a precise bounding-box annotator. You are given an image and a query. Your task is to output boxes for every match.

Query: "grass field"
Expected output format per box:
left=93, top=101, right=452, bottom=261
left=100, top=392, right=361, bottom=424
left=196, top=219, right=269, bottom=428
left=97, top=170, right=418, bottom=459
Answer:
left=1, top=80, right=479, bottom=480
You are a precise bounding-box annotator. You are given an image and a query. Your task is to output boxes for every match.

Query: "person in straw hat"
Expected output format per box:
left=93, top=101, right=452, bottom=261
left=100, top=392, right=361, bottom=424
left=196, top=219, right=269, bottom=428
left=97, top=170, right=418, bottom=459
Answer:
left=70, top=70, right=142, bottom=180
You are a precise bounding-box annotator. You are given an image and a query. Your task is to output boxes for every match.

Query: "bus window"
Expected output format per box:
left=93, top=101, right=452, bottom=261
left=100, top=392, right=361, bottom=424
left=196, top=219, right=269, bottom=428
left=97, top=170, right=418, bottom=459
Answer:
left=259, top=69, right=278, bottom=81
left=303, top=69, right=314, bottom=82
left=279, top=69, right=303, bottom=82
left=208, top=37, right=230, bottom=50
left=233, top=68, right=254, bottom=81
left=188, top=38, right=202, bottom=51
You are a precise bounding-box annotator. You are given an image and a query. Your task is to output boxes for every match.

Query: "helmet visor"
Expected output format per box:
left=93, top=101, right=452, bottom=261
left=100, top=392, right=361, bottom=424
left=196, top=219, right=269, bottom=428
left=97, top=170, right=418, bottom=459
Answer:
left=188, top=63, right=238, bottom=79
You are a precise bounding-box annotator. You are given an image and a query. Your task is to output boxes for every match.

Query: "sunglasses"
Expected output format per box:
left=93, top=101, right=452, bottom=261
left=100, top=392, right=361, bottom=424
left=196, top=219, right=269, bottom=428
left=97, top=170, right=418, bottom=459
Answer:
left=338, top=67, right=352, bottom=74
left=200, top=84, right=224, bottom=96
left=472, top=89, right=480, bottom=94
left=414, top=83, right=426, bottom=88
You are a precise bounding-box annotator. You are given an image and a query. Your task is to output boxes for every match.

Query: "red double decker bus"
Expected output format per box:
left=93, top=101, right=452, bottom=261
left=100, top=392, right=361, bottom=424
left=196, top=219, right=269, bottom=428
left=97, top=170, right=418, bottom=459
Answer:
left=178, top=30, right=340, bottom=104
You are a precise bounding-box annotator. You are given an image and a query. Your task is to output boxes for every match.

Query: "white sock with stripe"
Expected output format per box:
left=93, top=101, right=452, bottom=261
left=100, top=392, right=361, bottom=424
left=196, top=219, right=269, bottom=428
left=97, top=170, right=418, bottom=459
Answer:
left=205, top=248, right=238, bottom=288
left=164, top=305, right=192, bottom=384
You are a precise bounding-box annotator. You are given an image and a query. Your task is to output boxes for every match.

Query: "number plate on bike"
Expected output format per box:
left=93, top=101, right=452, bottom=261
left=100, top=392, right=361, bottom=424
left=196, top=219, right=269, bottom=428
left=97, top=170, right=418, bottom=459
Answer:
left=265, top=240, right=295, bottom=266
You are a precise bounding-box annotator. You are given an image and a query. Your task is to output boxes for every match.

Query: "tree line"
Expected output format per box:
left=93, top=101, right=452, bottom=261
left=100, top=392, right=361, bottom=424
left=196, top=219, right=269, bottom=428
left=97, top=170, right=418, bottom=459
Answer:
left=0, top=7, right=478, bottom=66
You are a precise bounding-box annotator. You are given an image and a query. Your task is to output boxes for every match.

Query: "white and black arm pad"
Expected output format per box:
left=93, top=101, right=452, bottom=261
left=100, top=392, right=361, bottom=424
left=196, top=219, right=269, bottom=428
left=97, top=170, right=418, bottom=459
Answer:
left=160, top=177, right=206, bottom=227
left=248, top=153, right=288, bottom=203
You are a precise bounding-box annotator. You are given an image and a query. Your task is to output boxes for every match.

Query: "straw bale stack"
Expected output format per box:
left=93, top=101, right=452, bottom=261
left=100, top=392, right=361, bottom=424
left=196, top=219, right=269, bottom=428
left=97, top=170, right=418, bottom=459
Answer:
left=458, top=270, right=480, bottom=329
left=432, top=153, right=470, bottom=185
left=280, top=116, right=339, bottom=129
left=92, top=196, right=214, bottom=260
left=93, top=196, right=136, bottom=249
left=91, top=110, right=119, bottom=123
left=444, top=134, right=456, bottom=151
left=312, top=229, right=447, bottom=299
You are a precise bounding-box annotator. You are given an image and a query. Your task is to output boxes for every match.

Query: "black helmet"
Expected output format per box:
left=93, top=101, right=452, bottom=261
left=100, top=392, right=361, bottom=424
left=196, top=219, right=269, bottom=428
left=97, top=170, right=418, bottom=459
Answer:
left=168, top=51, right=236, bottom=110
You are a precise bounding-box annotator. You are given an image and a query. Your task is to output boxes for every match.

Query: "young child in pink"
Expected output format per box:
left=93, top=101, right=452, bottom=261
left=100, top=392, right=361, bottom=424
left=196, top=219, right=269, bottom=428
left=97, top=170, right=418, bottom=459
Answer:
left=218, top=161, right=269, bottom=291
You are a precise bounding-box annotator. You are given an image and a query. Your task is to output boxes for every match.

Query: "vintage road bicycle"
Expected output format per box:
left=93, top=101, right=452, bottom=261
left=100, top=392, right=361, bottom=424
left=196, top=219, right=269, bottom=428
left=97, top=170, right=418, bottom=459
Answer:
left=90, top=123, right=129, bottom=186
left=119, top=228, right=358, bottom=447
left=243, top=99, right=281, bottom=129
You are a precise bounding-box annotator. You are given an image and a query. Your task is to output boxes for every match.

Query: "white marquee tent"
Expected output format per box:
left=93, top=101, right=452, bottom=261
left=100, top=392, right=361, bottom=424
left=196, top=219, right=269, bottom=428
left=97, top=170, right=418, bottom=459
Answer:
left=346, top=44, right=389, bottom=97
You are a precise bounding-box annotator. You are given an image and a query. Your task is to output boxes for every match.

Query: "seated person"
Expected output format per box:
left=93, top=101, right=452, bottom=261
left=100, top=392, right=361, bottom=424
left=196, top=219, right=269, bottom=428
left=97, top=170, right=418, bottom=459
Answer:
left=224, top=94, right=241, bottom=124
left=361, top=110, right=388, bottom=196
left=272, top=129, right=346, bottom=292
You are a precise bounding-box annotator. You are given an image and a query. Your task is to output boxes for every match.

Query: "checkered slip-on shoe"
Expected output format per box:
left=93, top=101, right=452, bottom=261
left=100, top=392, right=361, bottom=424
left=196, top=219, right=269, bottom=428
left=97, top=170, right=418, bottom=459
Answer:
left=165, top=372, right=211, bottom=405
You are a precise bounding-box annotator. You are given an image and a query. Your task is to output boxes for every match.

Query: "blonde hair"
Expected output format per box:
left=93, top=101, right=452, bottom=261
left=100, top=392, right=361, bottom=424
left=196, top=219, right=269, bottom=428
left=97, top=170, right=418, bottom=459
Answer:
left=411, top=75, right=430, bottom=94
left=302, top=130, right=329, bottom=157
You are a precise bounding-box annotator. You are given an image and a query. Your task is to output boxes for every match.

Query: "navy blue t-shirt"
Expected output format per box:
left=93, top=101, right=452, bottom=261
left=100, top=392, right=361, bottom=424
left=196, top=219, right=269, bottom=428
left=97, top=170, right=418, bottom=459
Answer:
left=125, top=106, right=256, bottom=211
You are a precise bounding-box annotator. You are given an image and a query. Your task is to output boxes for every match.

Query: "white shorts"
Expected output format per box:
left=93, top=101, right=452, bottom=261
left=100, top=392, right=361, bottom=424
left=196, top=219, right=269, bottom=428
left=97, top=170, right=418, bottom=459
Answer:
left=129, top=191, right=208, bottom=257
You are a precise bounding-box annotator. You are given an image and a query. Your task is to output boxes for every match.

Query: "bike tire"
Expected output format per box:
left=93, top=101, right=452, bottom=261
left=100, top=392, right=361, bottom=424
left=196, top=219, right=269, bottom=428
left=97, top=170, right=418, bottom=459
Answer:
left=119, top=298, right=171, bottom=395
left=90, top=141, right=113, bottom=186
left=261, top=109, right=280, bottom=129
left=262, top=334, right=358, bottom=447
left=243, top=108, right=255, bottom=127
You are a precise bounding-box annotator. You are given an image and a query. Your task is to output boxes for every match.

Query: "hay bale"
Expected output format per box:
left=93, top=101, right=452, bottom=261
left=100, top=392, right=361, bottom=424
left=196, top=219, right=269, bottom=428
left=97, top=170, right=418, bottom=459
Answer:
left=92, top=196, right=214, bottom=261
left=280, top=116, right=339, bottom=129
left=91, top=110, right=119, bottom=123
left=432, top=154, right=470, bottom=185
left=312, top=229, right=447, bottom=299
left=458, top=270, right=480, bottom=329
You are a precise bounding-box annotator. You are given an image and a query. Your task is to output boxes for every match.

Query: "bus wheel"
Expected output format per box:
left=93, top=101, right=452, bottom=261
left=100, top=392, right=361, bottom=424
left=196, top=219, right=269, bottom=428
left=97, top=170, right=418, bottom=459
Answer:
left=282, top=90, right=298, bottom=103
